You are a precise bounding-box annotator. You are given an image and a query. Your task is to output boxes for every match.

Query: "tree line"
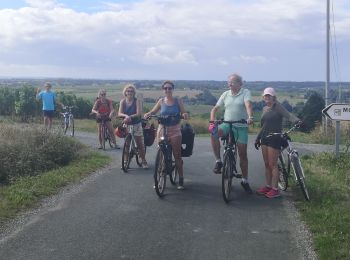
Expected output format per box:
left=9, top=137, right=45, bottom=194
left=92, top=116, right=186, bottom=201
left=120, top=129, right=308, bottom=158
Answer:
left=0, top=86, right=325, bottom=132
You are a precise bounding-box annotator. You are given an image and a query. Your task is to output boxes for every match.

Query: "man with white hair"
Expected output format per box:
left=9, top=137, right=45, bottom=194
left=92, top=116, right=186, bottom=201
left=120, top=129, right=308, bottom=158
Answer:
left=209, top=73, right=254, bottom=194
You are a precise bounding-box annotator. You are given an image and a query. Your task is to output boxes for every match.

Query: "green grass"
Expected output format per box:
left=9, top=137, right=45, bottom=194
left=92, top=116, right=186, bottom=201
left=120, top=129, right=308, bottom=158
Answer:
left=0, top=152, right=111, bottom=223
left=299, top=153, right=350, bottom=259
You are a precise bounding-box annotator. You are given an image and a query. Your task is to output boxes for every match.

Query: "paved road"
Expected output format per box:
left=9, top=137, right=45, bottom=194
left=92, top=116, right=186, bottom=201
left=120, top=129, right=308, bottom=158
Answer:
left=0, top=133, right=324, bottom=260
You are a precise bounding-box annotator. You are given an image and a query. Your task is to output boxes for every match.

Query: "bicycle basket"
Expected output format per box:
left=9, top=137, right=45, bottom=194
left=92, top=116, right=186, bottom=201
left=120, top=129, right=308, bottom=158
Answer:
left=143, top=123, right=156, bottom=146
left=181, top=123, right=195, bottom=157
left=115, top=126, right=128, bottom=138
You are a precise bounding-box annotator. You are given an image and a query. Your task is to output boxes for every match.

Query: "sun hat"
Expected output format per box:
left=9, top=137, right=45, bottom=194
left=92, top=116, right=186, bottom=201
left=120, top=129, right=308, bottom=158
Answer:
left=263, top=87, right=276, bottom=97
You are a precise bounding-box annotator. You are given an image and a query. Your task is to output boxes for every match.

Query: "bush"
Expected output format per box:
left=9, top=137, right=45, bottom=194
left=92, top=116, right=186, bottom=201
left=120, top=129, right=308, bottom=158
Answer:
left=0, top=123, right=84, bottom=184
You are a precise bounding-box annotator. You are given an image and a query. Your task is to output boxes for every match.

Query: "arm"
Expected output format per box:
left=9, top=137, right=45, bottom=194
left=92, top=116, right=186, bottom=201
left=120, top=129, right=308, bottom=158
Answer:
left=144, top=99, right=161, bottom=119
left=245, top=100, right=254, bottom=125
left=36, top=88, right=41, bottom=101
left=108, top=99, right=115, bottom=118
left=275, top=102, right=299, bottom=123
left=91, top=100, right=99, bottom=116
left=178, top=98, right=188, bottom=120
left=210, top=105, right=220, bottom=121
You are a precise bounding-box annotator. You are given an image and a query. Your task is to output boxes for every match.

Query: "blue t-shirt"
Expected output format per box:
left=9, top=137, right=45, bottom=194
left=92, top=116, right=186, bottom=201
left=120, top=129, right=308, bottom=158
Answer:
left=37, top=91, right=56, bottom=111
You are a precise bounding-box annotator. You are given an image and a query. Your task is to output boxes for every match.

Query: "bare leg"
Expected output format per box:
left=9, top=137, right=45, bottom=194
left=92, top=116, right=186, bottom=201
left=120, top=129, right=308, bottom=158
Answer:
left=98, top=124, right=103, bottom=147
left=237, top=143, right=248, bottom=179
left=170, top=135, right=183, bottom=177
left=106, top=121, right=117, bottom=144
left=261, top=145, right=272, bottom=186
left=135, top=135, right=147, bottom=162
left=266, top=147, right=280, bottom=189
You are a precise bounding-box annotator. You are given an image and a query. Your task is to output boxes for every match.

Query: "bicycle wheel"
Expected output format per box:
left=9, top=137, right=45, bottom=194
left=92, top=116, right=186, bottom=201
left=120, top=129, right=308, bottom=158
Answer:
left=68, top=117, right=75, bottom=137
left=222, top=150, right=233, bottom=203
left=61, top=116, right=68, bottom=134
left=169, top=156, right=178, bottom=185
left=122, top=134, right=132, bottom=172
left=102, top=126, right=107, bottom=150
left=135, top=142, right=145, bottom=167
left=291, top=155, right=310, bottom=201
left=154, top=148, right=166, bottom=197
left=278, top=153, right=289, bottom=191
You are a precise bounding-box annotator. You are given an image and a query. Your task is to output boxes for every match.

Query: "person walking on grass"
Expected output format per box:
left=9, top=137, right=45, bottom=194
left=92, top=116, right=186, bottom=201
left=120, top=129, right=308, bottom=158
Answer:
left=255, top=87, right=301, bottom=198
left=36, top=82, right=62, bottom=129
left=208, top=73, right=254, bottom=194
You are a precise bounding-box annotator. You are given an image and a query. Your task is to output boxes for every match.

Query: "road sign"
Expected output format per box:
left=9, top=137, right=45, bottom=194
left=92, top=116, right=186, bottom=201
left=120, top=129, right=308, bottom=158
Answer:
left=322, top=103, right=350, bottom=121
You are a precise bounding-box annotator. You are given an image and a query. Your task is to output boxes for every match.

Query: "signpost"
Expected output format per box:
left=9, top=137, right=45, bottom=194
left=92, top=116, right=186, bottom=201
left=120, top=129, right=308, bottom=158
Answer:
left=322, top=103, right=350, bottom=156
left=322, top=103, right=350, bottom=121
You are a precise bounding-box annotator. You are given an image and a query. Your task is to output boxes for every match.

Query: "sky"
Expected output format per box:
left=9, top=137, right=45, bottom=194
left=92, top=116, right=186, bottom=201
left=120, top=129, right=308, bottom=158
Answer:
left=0, top=0, right=349, bottom=81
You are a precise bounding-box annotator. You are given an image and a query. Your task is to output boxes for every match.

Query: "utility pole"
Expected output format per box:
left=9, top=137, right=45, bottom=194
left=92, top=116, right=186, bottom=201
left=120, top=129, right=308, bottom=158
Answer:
left=323, top=0, right=330, bottom=135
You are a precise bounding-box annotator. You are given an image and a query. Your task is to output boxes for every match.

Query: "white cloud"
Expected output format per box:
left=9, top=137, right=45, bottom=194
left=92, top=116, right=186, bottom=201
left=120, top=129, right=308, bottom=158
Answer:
left=0, top=0, right=349, bottom=80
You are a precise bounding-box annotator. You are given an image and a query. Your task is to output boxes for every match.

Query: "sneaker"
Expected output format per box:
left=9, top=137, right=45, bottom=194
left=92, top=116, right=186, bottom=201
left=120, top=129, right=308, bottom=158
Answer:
left=265, top=189, right=281, bottom=198
left=241, top=181, right=253, bottom=194
left=256, top=186, right=272, bottom=195
left=213, top=161, right=223, bottom=174
left=98, top=145, right=103, bottom=149
left=114, top=144, right=121, bottom=149
left=177, top=178, right=184, bottom=190
left=142, top=161, right=149, bottom=169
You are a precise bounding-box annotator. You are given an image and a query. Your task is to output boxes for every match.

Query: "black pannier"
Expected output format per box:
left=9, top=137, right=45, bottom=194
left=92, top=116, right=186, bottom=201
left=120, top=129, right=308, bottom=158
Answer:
left=143, top=123, right=156, bottom=147
left=181, top=123, right=195, bottom=157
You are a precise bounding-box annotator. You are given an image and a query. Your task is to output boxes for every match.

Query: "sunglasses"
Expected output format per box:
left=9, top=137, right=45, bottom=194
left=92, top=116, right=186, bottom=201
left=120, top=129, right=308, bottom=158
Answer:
left=163, top=87, right=173, bottom=90
left=126, top=90, right=134, bottom=93
left=100, top=93, right=106, bottom=96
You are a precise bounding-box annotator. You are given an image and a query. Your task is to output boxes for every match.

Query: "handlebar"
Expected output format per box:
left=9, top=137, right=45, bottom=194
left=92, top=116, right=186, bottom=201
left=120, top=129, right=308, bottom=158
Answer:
left=265, top=123, right=300, bottom=140
left=209, top=119, right=247, bottom=125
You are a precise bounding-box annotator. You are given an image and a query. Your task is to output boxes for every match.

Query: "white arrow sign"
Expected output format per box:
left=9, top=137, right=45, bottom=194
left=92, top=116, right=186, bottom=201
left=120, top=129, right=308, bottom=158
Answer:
left=322, top=103, right=350, bottom=121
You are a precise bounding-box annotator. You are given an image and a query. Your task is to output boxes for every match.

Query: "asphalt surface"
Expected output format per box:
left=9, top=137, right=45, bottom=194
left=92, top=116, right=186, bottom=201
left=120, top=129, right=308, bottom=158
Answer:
left=0, top=132, right=329, bottom=260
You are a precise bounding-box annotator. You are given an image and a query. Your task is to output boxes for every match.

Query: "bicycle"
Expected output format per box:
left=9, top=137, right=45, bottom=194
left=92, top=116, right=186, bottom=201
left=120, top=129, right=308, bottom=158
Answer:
left=265, top=124, right=310, bottom=201
left=149, top=114, right=181, bottom=197
left=209, top=119, right=247, bottom=203
left=100, top=117, right=114, bottom=150
left=119, top=118, right=147, bottom=173
left=60, top=106, right=75, bottom=137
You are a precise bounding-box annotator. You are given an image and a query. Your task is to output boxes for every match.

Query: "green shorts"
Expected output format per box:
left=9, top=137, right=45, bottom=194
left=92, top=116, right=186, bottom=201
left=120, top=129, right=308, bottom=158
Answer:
left=218, top=123, right=248, bottom=144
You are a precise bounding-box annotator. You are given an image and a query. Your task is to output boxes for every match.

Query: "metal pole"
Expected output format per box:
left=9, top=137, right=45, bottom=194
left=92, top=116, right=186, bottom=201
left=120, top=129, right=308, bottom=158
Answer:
left=324, top=0, right=330, bottom=135
left=335, top=121, right=340, bottom=156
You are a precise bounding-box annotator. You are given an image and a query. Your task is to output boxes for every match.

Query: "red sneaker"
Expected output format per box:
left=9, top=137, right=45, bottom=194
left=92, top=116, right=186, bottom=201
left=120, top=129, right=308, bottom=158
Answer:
left=265, top=189, right=281, bottom=198
left=256, top=186, right=271, bottom=195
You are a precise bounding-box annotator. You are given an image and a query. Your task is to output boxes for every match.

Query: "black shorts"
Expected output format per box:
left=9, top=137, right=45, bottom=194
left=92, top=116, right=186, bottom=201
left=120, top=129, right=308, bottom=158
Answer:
left=261, top=135, right=287, bottom=150
left=43, top=110, right=54, bottom=118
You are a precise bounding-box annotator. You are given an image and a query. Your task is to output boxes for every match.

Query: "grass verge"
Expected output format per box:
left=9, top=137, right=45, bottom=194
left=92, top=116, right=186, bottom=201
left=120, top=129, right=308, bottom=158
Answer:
left=0, top=152, right=111, bottom=224
left=299, top=153, right=350, bottom=260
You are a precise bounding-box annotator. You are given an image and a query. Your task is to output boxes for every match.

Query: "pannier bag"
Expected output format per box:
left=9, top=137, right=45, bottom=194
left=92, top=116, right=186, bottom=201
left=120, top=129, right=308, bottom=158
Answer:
left=143, top=123, right=156, bottom=147
left=181, top=123, right=195, bottom=157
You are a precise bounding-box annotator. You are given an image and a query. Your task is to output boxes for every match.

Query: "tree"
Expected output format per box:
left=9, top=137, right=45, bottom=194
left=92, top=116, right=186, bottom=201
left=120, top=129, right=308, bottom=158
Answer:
left=15, top=86, right=37, bottom=122
left=298, top=91, right=325, bottom=132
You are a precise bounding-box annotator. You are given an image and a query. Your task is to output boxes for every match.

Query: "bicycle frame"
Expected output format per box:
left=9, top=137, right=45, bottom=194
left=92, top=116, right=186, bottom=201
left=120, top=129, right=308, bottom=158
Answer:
left=121, top=123, right=144, bottom=172
left=60, top=106, right=74, bottom=136
left=210, top=119, right=247, bottom=203
left=151, top=114, right=180, bottom=197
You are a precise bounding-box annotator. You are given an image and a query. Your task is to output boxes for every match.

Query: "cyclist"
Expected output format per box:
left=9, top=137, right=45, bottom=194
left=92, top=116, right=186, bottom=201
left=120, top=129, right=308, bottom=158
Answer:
left=144, top=80, right=189, bottom=190
left=118, top=84, right=148, bottom=169
left=36, top=82, right=62, bottom=129
left=208, top=73, right=254, bottom=194
left=255, top=87, right=301, bottom=198
left=91, top=89, right=119, bottom=149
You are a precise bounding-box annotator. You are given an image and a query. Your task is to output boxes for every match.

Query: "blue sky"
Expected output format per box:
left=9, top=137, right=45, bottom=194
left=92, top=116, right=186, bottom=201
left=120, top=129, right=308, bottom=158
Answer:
left=0, top=0, right=349, bottom=81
